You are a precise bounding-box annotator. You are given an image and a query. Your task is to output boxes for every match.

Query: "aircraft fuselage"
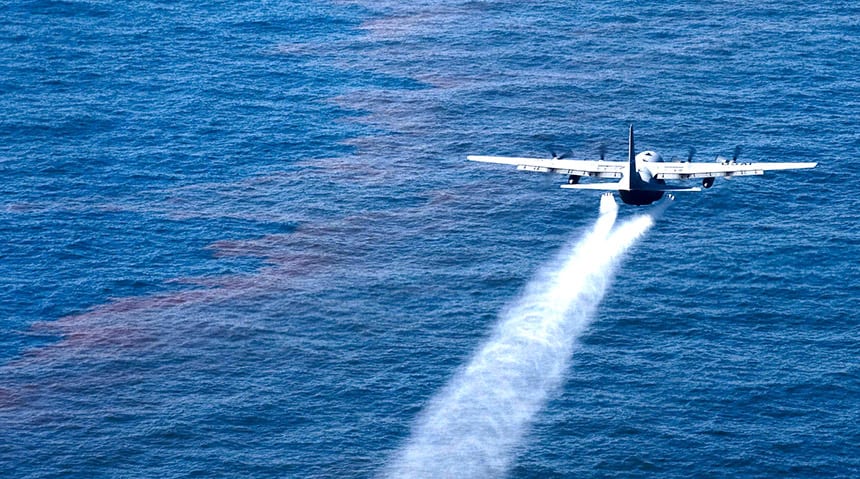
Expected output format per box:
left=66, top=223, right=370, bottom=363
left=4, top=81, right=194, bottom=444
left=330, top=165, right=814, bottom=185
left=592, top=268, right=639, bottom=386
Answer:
left=618, top=189, right=664, bottom=206
left=619, top=127, right=668, bottom=205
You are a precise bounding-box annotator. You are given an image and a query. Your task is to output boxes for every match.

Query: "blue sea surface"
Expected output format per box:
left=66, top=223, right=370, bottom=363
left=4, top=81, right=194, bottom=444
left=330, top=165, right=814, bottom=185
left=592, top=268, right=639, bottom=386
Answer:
left=1, top=1, right=858, bottom=477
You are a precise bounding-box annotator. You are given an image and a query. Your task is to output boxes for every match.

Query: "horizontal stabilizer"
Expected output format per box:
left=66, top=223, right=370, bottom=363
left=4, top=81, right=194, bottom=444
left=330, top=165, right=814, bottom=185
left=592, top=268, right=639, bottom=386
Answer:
left=560, top=182, right=623, bottom=191
left=649, top=185, right=702, bottom=192
left=560, top=183, right=701, bottom=192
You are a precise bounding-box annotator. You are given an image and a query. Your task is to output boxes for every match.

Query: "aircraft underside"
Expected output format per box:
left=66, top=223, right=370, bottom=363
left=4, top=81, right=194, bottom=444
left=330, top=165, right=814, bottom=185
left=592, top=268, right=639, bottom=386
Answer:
left=618, top=189, right=664, bottom=206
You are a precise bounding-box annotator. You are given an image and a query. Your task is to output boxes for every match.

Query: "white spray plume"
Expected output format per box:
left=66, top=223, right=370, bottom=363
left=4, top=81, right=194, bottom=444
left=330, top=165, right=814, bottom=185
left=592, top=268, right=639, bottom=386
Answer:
left=385, top=193, right=661, bottom=479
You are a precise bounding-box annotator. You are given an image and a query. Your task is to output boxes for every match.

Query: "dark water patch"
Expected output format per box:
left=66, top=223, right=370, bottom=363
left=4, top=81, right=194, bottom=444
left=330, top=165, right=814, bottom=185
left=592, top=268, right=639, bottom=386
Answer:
left=18, top=0, right=112, bottom=18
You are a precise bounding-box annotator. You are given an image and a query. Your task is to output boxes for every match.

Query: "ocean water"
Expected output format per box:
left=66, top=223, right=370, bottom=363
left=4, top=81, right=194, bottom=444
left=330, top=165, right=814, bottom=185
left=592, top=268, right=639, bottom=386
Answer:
left=1, top=1, right=858, bottom=478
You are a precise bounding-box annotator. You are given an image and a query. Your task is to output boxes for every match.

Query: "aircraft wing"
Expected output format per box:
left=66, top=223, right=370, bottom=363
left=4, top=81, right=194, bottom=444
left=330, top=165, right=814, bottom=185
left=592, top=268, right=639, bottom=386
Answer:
left=649, top=161, right=818, bottom=180
left=467, top=155, right=626, bottom=179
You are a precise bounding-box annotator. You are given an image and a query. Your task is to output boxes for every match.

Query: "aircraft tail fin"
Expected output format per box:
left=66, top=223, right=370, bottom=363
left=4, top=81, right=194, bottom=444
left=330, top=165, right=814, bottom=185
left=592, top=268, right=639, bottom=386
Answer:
left=626, top=124, right=639, bottom=189
left=628, top=124, right=635, bottom=168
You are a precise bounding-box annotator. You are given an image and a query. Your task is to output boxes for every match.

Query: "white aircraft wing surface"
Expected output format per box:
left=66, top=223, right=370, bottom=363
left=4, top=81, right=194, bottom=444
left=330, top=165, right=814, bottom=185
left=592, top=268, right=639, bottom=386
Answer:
left=467, top=155, right=626, bottom=178
left=650, top=161, right=818, bottom=180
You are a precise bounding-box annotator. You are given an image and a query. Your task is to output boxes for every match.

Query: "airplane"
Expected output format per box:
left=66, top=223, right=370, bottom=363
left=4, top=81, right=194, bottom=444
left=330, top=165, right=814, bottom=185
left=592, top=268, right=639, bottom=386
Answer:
left=467, top=125, right=817, bottom=205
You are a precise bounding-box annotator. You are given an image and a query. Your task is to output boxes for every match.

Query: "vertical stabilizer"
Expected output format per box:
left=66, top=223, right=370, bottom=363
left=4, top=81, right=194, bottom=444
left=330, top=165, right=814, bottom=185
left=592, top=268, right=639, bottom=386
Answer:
left=622, top=124, right=637, bottom=189
left=628, top=124, right=636, bottom=177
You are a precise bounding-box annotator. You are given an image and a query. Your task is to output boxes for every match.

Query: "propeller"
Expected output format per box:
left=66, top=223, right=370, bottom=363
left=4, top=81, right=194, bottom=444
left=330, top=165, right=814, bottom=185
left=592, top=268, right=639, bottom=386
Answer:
left=687, top=147, right=696, bottom=162
left=598, top=143, right=607, bottom=161
left=549, top=148, right=572, bottom=160
left=715, top=145, right=742, bottom=164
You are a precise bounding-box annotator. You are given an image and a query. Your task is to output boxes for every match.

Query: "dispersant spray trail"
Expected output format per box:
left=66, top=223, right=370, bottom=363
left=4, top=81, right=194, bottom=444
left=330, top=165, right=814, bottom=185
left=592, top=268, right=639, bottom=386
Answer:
left=385, top=194, right=665, bottom=479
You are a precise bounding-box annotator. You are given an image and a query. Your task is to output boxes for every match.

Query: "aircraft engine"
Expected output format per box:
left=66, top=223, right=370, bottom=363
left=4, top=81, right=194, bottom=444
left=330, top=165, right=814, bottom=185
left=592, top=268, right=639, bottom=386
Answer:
left=702, top=177, right=715, bottom=189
